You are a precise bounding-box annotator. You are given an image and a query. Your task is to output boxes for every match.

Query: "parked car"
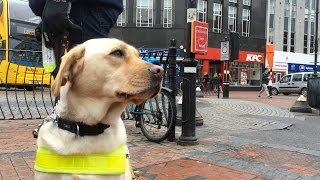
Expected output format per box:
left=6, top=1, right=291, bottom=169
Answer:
left=271, top=72, right=320, bottom=96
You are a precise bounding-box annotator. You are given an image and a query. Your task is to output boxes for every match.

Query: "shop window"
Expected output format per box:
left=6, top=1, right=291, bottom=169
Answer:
left=229, top=62, right=262, bottom=86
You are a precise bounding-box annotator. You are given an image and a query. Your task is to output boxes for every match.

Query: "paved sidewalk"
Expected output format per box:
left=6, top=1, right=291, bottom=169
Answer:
left=1, top=93, right=319, bottom=180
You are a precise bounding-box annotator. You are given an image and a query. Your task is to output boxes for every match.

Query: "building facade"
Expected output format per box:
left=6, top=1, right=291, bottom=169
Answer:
left=267, top=0, right=320, bottom=77
left=109, top=0, right=267, bottom=90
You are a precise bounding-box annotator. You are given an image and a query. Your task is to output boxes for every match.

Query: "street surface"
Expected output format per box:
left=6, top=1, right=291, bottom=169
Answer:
left=0, top=91, right=319, bottom=180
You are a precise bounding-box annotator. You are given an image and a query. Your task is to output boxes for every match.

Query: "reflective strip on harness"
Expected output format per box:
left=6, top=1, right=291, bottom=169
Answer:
left=34, top=145, right=126, bottom=175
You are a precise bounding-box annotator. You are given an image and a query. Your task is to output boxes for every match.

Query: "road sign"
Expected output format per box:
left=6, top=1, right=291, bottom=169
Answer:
left=187, top=8, right=197, bottom=23
left=191, top=21, right=208, bottom=54
left=220, top=41, right=229, bottom=61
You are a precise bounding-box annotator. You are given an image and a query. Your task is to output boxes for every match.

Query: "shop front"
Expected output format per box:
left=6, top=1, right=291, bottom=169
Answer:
left=196, top=48, right=265, bottom=90
left=287, top=63, right=320, bottom=74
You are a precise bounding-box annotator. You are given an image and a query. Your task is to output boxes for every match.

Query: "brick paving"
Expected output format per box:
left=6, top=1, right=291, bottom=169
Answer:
left=0, top=92, right=319, bottom=180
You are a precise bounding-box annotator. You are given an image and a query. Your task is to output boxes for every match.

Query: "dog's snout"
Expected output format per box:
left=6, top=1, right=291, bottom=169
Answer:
left=149, top=65, right=164, bottom=76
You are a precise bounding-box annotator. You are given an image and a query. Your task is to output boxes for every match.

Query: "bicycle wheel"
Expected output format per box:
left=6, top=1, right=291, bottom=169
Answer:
left=136, top=88, right=176, bottom=143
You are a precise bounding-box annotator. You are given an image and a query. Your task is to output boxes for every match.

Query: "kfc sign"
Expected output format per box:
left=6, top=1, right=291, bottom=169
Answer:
left=236, top=51, right=265, bottom=64
left=246, top=54, right=262, bottom=62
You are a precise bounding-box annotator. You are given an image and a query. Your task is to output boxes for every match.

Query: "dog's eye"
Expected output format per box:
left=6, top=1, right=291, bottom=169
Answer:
left=111, top=50, right=124, bottom=57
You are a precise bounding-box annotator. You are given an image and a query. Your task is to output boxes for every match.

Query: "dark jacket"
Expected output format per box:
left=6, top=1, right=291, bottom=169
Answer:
left=29, top=0, right=123, bottom=17
left=262, top=72, right=269, bottom=85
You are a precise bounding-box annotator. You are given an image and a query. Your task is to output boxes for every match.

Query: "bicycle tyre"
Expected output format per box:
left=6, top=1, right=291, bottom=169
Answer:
left=136, top=88, right=176, bottom=143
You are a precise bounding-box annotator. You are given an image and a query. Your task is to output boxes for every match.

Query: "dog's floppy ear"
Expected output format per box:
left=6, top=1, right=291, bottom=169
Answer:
left=51, top=44, right=85, bottom=97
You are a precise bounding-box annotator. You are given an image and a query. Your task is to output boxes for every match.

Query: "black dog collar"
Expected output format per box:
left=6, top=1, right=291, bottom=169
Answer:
left=56, top=116, right=110, bottom=136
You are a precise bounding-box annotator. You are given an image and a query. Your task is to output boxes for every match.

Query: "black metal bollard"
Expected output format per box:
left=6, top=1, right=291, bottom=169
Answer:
left=167, top=39, right=177, bottom=142
left=178, top=59, right=198, bottom=146
left=307, top=77, right=320, bottom=110
left=223, top=81, right=230, bottom=98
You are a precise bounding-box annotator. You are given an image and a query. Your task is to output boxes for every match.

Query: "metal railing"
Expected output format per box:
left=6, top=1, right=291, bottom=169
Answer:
left=0, top=50, right=54, bottom=120
left=0, top=41, right=178, bottom=120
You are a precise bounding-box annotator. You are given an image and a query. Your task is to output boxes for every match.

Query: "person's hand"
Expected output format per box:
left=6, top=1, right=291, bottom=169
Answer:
left=42, top=0, right=81, bottom=48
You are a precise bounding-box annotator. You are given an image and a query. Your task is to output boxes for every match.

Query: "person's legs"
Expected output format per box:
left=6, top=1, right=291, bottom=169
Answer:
left=68, top=3, right=121, bottom=49
left=258, top=86, right=264, bottom=97
left=267, top=86, right=272, bottom=96
left=263, top=84, right=270, bottom=97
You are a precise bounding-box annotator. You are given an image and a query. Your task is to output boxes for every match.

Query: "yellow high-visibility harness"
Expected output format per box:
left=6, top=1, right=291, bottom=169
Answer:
left=35, top=144, right=136, bottom=179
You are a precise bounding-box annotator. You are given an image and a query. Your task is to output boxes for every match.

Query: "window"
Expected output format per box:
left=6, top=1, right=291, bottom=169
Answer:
left=292, top=74, right=302, bottom=82
left=283, top=1, right=289, bottom=52
left=310, top=35, right=314, bottom=53
left=213, top=3, right=222, bottom=33
left=197, top=0, right=207, bottom=22
left=269, top=14, right=274, bottom=28
left=136, top=0, right=153, bottom=27
left=228, top=6, right=237, bottom=32
left=305, top=0, right=310, bottom=9
left=117, top=0, right=126, bottom=26
left=242, top=9, right=250, bottom=37
left=229, top=0, right=237, bottom=3
left=229, top=62, right=262, bottom=86
left=303, top=73, right=312, bottom=82
left=243, top=0, right=251, bottom=6
left=163, top=0, right=172, bottom=28
left=280, top=75, right=291, bottom=83
left=311, top=0, right=316, bottom=10
left=304, top=34, right=308, bottom=54
left=290, top=19, right=295, bottom=52
left=283, top=32, right=288, bottom=51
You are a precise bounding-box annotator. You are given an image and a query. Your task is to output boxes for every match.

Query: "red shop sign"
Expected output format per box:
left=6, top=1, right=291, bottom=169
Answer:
left=191, top=21, right=208, bottom=54
left=236, top=51, right=265, bottom=64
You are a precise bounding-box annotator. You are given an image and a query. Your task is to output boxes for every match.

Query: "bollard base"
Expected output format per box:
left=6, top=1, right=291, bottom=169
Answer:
left=176, top=100, right=204, bottom=126
left=177, top=136, right=199, bottom=146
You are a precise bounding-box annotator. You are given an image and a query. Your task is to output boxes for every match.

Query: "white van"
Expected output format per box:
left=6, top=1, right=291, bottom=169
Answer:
left=271, top=72, right=320, bottom=96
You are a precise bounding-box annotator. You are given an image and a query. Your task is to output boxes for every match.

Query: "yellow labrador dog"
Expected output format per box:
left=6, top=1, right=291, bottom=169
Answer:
left=34, top=38, right=163, bottom=180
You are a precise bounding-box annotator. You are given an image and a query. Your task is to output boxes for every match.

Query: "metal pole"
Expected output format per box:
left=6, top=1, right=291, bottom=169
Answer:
left=178, top=0, right=198, bottom=146
left=223, top=36, right=230, bottom=98
left=314, top=0, right=319, bottom=76
left=167, top=39, right=177, bottom=142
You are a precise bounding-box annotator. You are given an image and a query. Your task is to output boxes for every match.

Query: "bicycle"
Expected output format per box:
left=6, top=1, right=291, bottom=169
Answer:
left=121, top=50, right=177, bottom=143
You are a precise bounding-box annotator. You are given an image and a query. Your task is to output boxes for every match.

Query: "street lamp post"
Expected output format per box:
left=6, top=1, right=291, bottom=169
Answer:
left=313, top=0, right=319, bottom=75
left=177, top=0, right=198, bottom=146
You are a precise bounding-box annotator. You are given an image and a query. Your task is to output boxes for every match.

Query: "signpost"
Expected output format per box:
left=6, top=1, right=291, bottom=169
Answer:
left=191, top=21, right=208, bottom=54
left=220, top=41, right=229, bottom=61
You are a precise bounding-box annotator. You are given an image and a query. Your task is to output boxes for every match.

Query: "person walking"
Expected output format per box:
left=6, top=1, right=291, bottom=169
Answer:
left=267, top=73, right=273, bottom=97
left=258, top=68, right=272, bottom=98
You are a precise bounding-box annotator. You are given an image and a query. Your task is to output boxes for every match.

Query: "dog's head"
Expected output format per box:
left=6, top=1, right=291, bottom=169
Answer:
left=51, top=38, right=163, bottom=105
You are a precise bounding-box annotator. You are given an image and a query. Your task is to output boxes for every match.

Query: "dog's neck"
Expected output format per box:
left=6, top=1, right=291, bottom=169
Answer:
left=55, top=84, right=126, bottom=126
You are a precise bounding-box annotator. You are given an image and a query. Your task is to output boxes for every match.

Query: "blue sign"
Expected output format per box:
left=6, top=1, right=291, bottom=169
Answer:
left=138, top=48, right=181, bottom=57
left=288, top=63, right=320, bottom=73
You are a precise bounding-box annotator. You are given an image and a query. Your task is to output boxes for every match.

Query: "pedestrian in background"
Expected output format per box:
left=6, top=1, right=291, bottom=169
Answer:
left=267, top=73, right=273, bottom=97
left=258, top=68, right=272, bottom=98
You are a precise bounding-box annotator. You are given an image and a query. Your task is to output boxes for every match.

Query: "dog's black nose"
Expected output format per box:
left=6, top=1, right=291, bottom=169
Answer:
left=149, top=64, right=164, bottom=76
